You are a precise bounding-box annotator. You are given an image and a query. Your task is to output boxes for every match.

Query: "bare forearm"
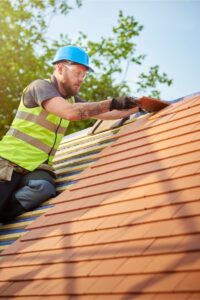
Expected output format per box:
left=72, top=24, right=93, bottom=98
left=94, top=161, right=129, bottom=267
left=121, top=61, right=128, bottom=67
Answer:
left=71, top=100, right=111, bottom=120
left=43, top=97, right=112, bottom=121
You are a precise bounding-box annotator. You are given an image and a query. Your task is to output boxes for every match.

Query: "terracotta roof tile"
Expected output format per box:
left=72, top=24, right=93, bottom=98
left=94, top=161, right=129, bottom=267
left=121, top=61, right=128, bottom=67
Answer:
left=144, top=252, right=200, bottom=272
left=0, top=95, right=200, bottom=298
left=0, top=278, right=97, bottom=296
left=176, top=272, right=200, bottom=291
left=115, top=256, right=154, bottom=274
left=90, top=257, right=126, bottom=275
left=147, top=234, right=200, bottom=254
left=0, top=281, right=13, bottom=295
left=86, top=275, right=125, bottom=294
left=153, top=293, right=191, bottom=299
left=112, top=273, right=186, bottom=293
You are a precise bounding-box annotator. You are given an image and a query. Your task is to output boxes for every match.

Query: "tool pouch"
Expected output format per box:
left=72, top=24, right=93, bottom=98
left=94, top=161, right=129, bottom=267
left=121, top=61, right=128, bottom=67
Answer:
left=0, top=158, right=14, bottom=182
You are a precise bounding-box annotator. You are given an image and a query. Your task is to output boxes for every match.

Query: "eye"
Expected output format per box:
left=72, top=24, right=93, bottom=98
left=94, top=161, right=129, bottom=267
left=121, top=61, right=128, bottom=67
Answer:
left=63, top=64, right=87, bottom=79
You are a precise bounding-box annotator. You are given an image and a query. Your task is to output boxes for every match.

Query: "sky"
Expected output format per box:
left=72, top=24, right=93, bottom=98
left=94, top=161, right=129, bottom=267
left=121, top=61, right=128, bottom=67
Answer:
left=48, top=0, right=200, bottom=100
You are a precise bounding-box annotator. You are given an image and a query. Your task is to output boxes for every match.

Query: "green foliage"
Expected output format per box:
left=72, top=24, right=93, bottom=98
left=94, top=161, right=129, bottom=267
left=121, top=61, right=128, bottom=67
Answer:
left=137, top=65, right=173, bottom=98
left=67, top=11, right=173, bottom=133
left=0, top=3, right=173, bottom=138
left=0, top=0, right=81, bottom=138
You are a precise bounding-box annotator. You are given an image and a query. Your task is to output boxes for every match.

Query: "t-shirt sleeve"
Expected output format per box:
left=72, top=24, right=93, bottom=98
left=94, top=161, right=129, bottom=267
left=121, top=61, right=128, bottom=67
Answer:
left=23, top=79, right=61, bottom=108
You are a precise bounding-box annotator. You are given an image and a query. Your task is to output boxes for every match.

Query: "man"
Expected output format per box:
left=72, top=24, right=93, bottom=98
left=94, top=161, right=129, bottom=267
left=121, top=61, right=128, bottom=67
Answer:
left=0, top=45, right=169, bottom=222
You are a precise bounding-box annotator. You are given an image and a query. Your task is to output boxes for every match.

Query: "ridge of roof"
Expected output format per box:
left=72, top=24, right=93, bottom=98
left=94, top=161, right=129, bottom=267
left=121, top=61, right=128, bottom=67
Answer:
left=0, top=94, right=200, bottom=299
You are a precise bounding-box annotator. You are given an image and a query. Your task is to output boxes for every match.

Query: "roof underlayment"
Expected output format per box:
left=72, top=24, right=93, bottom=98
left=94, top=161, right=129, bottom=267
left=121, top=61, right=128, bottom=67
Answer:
left=0, top=94, right=200, bottom=299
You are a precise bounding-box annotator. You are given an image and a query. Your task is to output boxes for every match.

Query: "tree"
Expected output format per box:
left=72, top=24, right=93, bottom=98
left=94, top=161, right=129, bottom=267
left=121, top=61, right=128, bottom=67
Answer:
left=0, top=0, right=81, bottom=138
left=0, top=3, right=172, bottom=138
left=66, top=11, right=173, bottom=133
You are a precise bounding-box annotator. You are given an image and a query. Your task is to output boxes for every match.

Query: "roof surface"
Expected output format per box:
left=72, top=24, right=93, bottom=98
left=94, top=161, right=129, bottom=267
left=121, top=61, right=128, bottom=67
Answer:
left=0, top=95, right=200, bottom=299
left=0, top=123, right=119, bottom=252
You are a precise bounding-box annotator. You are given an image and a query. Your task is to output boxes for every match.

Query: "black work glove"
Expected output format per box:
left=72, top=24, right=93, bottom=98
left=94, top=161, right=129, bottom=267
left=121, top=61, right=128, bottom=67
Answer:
left=110, top=96, right=139, bottom=111
left=110, top=96, right=170, bottom=112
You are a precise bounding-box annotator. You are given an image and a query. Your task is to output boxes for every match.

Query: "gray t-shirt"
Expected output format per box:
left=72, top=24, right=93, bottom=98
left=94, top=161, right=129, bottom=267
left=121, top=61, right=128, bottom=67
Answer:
left=23, top=78, right=86, bottom=108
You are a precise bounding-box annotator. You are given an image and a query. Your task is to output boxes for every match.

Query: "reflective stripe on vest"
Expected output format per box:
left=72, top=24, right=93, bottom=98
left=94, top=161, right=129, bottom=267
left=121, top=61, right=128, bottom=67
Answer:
left=14, top=110, right=66, bottom=135
left=6, top=128, right=57, bottom=156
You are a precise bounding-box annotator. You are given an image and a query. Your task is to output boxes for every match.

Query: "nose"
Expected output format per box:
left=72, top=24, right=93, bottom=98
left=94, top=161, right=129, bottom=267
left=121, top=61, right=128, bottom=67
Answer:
left=77, top=77, right=84, bottom=84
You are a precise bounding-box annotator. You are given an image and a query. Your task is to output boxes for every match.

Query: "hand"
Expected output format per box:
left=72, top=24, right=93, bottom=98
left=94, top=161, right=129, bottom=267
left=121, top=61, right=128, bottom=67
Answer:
left=110, top=96, right=139, bottom=111
left=110, top=95, right=170, bottom=112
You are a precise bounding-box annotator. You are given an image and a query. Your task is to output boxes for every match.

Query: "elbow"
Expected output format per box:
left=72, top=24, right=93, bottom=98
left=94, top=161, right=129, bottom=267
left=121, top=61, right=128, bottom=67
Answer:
left=63, top=110, right=82, bottom=121
left=62, top=105, right=88, bottom=121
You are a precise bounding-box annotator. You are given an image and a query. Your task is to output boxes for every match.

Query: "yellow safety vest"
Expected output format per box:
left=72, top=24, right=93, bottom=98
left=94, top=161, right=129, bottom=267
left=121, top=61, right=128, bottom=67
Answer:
left=0, top=82, right=74, bottom=171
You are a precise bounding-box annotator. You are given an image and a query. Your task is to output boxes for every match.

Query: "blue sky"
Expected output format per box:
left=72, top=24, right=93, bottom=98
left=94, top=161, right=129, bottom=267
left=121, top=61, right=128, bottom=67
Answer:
left=48, top=0, right=200, bottom=100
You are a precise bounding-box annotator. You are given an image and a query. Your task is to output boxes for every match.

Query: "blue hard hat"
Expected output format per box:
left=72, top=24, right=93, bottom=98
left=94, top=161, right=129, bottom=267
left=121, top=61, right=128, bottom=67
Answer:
left=52, top=45, right=94, bottom=72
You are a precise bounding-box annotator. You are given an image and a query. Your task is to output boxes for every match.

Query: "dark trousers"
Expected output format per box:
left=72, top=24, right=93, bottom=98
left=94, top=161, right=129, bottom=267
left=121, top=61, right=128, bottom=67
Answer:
left=0, top=170, right=56, bottom=223
left=0, top=171, right=25, bottom=222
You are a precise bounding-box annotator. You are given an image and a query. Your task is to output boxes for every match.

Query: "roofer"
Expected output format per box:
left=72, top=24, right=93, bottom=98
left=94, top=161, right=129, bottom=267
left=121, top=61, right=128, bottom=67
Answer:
left=0, top=45, right=169, bottom=222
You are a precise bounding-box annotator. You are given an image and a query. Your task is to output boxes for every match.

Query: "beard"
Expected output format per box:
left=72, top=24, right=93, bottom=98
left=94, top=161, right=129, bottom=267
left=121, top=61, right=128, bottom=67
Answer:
left=61, top=81, right=80, bottom=98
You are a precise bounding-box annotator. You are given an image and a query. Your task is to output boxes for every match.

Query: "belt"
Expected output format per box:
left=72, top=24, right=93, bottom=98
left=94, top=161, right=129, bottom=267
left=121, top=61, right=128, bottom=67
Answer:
left=0, top=158, right=54, bottom=176
left=0, top=158, right=30, bottom=175
left=13, top=165, right=30, bottom=175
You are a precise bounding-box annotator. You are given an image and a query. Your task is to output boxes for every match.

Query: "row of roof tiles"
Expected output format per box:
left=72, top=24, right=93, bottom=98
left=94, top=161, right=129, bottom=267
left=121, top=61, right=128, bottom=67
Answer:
left=0, top=94, right=199, bottom=299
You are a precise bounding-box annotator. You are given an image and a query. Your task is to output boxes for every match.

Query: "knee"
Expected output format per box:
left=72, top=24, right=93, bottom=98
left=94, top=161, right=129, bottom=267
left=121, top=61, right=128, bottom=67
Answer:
left=15, top=179, right=56, bottom=211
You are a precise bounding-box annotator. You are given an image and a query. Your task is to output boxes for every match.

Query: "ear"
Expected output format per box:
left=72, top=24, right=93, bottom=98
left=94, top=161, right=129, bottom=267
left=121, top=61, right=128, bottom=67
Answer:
left=56, top=63, right=63, bottom=75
